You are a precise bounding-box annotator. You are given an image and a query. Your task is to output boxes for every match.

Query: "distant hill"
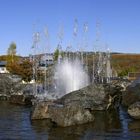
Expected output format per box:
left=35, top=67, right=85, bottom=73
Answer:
left=111, top=54, right=140, bottom=76
left=0, top=55, right=7, bottom=61
left=0, top=55, right=28, bottom=61
left=1, top=53, right=140, bottom=77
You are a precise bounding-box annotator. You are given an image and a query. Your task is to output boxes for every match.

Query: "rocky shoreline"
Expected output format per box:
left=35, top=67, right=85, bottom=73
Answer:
left=0, top=76, right=140, bottom=127
left=30, top=79, right=140, bottom=127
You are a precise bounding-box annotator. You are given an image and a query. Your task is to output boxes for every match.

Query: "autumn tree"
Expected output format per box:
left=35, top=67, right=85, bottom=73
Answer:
left=6, top=42, right=20, bottom=73
left=6, top=58, right=33, bottom=82
left=7, top=42, right=17, bottom=63
left=18, top=59, right=33, bottom=82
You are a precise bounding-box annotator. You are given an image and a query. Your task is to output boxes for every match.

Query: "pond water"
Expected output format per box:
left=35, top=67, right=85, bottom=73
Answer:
left=0, top=101, right=140, bottom=140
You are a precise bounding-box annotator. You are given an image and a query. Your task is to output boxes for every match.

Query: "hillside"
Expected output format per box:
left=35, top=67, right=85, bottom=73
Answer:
left=1, top=53, right=140, bottom=77
left=111, top=54, right=140, bottom=76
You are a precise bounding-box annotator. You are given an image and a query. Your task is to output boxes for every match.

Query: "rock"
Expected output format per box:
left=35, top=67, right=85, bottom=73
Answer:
left=31, top=83, right=122, bottom=127
left=9, top=95, right=34, bottom=105
left=49, top=104, right=94, bottom=127
left=31, top=102, right=94, bottom=127
left=0, top=74, right=25, bottom=96
left=128, top=102, right=140, bottom=119
left=56, top=83, right=121, bottom=110
left=111, top=79, right=130, bottom=92
left=31, top=101, right=54, bottom=119
left=122, top=83, right=140, bottom=107
left=131, top=77, right=140, bottom=87
left=0, top=74, right=14, bottom=95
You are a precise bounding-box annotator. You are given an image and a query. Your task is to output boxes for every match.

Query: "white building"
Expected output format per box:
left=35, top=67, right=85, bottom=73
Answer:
left=39, top=53, right=54, bottom=70
left=0, top=61, right=9, bottom=73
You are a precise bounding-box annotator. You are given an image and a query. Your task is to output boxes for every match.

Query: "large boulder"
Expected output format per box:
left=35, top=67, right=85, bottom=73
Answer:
left=49, top=104, right=94, bottom=127
left=128, top=102, right=140, bottom=119
left=31, top=83, right=122, bottom=127
left=122, top=82, right=140, bottom=107
left=0, top=74, right=15, bottom=95
left=31, top=101, right=94, bottom=127
left=0, top=74, right=26, bottom=97
left=56, top=83, right=122, bottom=110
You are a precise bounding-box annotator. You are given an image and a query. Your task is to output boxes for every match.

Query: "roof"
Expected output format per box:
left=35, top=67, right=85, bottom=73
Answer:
left=41, top=54, right=53, bottom=61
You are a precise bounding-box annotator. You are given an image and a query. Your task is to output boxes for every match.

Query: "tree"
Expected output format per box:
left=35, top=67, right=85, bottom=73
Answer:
left=6, top=59, right=33, bottom=82
left=18, top=60, right=33, bottom=82
left=53, top=48, right=59, bottom=61
left=7, top=42, right=17, bottom=63
left=6, top=42, right=19, bottom=73
left=53, top=48, right=64, bottom=61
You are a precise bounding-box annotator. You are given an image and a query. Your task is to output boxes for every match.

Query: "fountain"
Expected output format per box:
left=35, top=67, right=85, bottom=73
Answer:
left=53, top=20, right=89, bottom=97
left=31, top=20, right=127, bottom=128
left=54, top=57, right=89, bottom=97
left=32, top=32, right=40, bottom=96
left=31, top=20, right=113, bottom=100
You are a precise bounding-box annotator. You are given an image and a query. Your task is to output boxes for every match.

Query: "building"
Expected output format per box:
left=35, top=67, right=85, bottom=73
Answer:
left=0, top=61, right=9, bottom=73
left=39, top=53, right=54, bottom=70
left=128, top=72, right=140, bottom=81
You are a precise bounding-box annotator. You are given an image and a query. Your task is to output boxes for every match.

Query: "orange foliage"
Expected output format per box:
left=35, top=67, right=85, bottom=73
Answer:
left=111, top=54, right=140, bottom=76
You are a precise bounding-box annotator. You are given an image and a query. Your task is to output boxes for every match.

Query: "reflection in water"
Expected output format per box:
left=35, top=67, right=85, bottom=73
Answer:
left=129, top=120, right=140, bottom=132
left=0, top=102, right=140, bottom=140
left=119, top=106, right=130, bottom=139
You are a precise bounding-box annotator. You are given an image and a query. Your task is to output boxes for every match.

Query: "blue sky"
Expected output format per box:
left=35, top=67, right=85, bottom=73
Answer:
left=0, top=0, right=140, bottom=56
